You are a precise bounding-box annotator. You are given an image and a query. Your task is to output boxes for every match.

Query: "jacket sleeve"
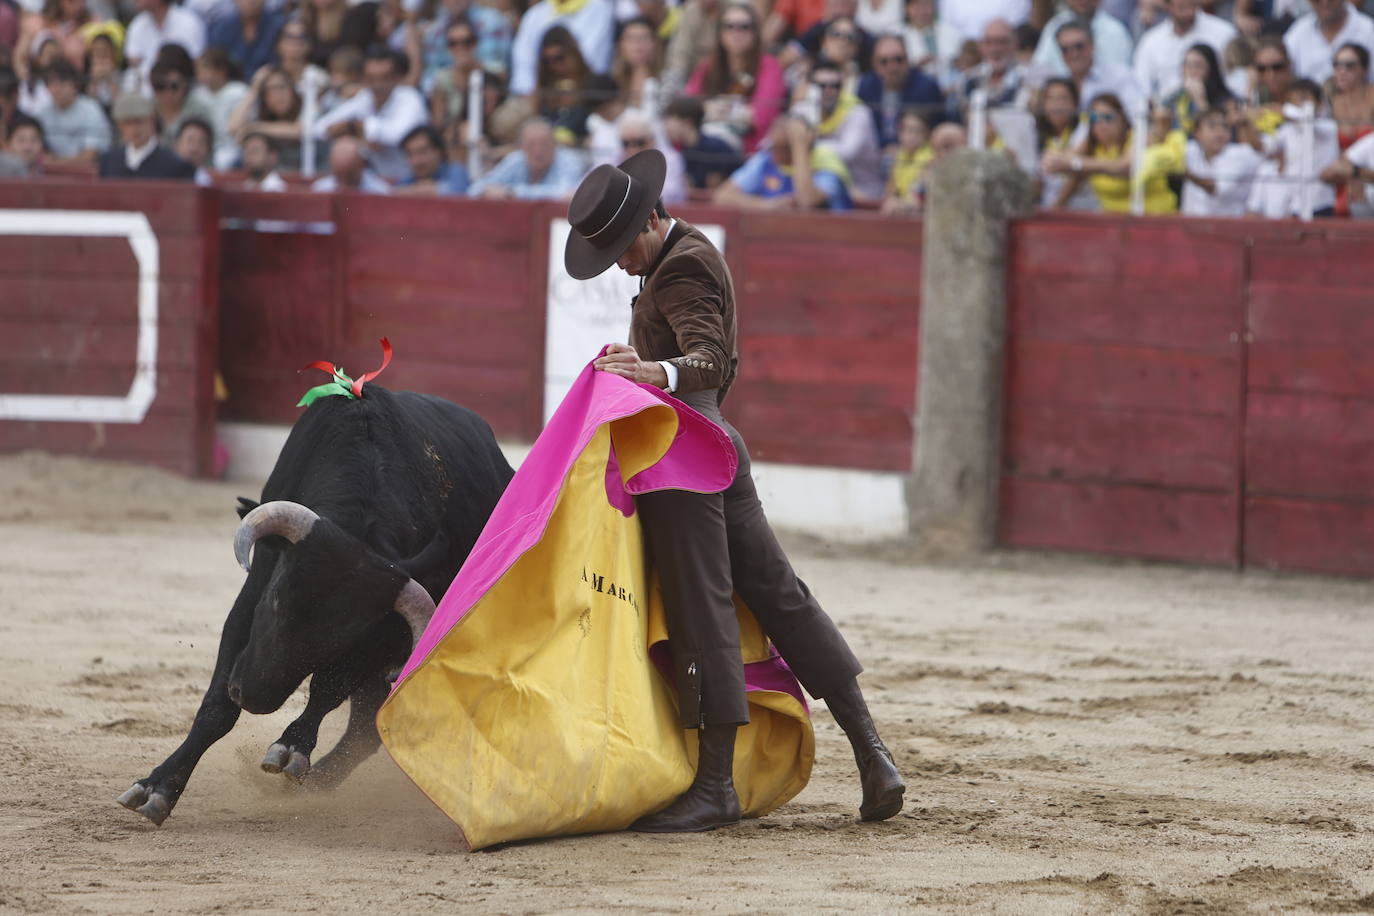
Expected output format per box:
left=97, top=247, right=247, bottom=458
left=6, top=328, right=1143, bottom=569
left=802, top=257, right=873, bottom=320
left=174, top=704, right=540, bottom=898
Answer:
left=654, top=260, right=730, bottom=395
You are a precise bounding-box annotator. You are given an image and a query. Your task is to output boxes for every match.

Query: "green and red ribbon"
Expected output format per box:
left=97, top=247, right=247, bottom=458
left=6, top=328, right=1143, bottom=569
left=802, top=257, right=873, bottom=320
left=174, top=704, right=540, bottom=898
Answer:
left=296, top=337, right=393, bottom=407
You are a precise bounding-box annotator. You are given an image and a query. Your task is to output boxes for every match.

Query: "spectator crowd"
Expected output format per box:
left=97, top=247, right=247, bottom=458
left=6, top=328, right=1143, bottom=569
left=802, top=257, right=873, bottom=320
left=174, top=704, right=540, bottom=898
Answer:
left=2, top=0, right=1374, bottom=217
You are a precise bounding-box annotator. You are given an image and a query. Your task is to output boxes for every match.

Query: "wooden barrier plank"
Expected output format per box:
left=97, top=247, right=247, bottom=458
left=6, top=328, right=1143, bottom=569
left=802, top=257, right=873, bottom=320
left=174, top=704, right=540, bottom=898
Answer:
left=2, top=318, right=202, bottom=368
left=1003, top=402, right=1237, bottom=490
left=336, top=196, right=541, bottom=237
left=737, top=242, right=920, bottom=297
left=345, top=237, right=530, bottom=298
left=0, top=235, right=210, bottom=281
left=1244, top=497, right=1374, bottom=576
left=735, top=210, right=920, bottom=247
left=744, top=334, right=919, bottom=388
left=998, top=477, right=1239, bottom=566
left=730, top=378, right=915, bottom=411
left=217, top=190, right=334, bottom=223
left=1249, top=237, right=1374, bottom=289
left=1010, top=277, right=1240, bottom=348
left=0, top=181, right=208, bottom=235
left=729, top=400, right=914, bottom=471
left=0, top=365, right=200, bottom=402
left=1248, top=284, right=1374, bottom=345
left=1248, top=343, right=1374, bottom=398
left=1245, top=390, right=1374, bottom=501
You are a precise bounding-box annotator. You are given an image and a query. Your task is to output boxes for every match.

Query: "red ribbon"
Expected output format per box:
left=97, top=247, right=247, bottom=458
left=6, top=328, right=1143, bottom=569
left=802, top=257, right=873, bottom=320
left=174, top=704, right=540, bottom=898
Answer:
left=351, top=337, right=392, bottom=398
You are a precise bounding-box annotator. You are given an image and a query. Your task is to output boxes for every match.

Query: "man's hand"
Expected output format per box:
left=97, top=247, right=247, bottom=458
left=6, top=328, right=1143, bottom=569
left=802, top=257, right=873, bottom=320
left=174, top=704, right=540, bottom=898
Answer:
left=594, top=343, right=669, bottom=388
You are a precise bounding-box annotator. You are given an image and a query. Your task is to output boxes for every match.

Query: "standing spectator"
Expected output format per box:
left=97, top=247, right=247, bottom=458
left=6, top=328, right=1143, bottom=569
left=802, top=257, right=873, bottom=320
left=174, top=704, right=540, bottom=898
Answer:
left=1133, top=0, right=1237, bottom=100
left=713, top=113, right=854, bottom=210
left=1044, top=92, right=1178, bottom=212
left=1330, top=43, right=1374, bottom=213
left=82, top=23, right=126, bottom=111
left=196, top=47, right=248, bottom=167
left=1162, top=42, right=1235, bottom=133
left=1033, top=0, right=1134, bottom=73
left=313, top=45, right=428, bottom=181
left=273, top=17, right=328, bottom=94
left=939, top=0, right=1030, bottom=42
left=881, top=107, right=931, bottom=212
left=809, top=57, right=882, bottom=199
left=858, top=33, right=943, bottom=151
left=428, top=18, right=481, bottom=141
left=531, top=25, right=597, bottom=143
left=15, top=0, right=95, bottom=79
left=1034, top=76, right=1094, bottom=208
left=612, top=17, right=664, bottom=111
left=901, top=0, right=963, bottom=77
left=125, top=0, right=208, bottom=81
left=150, top=48, right=216, bottom=147
left=311, top=132, right=391, bottom=190
left=662, top=94, right=741, bottom=188
left=238, top=129, right=286, bottom=187
left=99, top=91, right=197, bottom=178
left=1283, top=0, right=1374, bottom=84
left=419, top=0, right=511, bottom=89
left=961, top=18, right=1026, bottom=108
left=173, top=115, right=214, bottom=182
left=2, top=114, right=46, bottom=175
left=1181, top=107, right=1262, bottom=215
left=685, top=2, right=785, bottom=153
left=394, top=122, right=469, bottom=193
left=1053, top=18, right=1141, bottom=114
left=793, top=13, right=868, bottom=92
left=468, top=116, right=586, bottom=198
left=227, top=65, right=305, bottom=167
left=207, top=0, right=284, bottom=82
left=37, top=58, right=111, bottom=165
left=508, top=0, right=614, bottom=97
left=1251, top=78, right=1339, bottom=216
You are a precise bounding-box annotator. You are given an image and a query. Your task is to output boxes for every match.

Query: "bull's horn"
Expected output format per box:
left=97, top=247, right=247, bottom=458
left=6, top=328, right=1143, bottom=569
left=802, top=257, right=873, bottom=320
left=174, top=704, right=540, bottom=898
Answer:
left=233, top=501, right=321, bottom=571
left=393, top=578, right=437, bottom=649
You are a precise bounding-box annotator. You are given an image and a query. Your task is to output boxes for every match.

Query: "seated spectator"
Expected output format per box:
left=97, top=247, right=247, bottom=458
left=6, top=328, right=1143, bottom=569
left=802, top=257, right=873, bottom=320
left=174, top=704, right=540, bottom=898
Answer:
left=301, top=0, right=383, bottom=70
left=227, top=64, right=306, bottom=167
left=150, top=47, right=216, bottom=147
left=635, top=0, right=680, bottom=43
left=763, top=0, right=831, bottom=47
left=125, top=0, right=208, bottom=81
left=662, top=94, right=742, bottom=189
left=1330, top=43, right=1374, bottom=215
left=420, top=0, right=511, bottom=91
left=1055, top=18, right=1140, bottom=115
left=881, top=107, right=931, bottom=213
left=320, top=45, right=364, bottom=114
left=1250, top=78, right=1339, bottom=217
left=960, top=18, right=1026, bottom=110
left=612, top=17, right=665, bottom=112
left=207, top=0, right=284, bottom=82
left=38, top=58, right=112, bottom=166
left=531, top=25, right=597, bottom=144
left=1181, top=107, right=1262, bottom=216
left=1034, top=76, right=1093, bottom=209
left=858, top=32, right=944, bottom=151
left=781, top=3, right=872, bottom=91
left=1032, top=0, right=1133, bottom=74
left=274, top=17, right=328, bottom=95
left=1162, top=42, right=1234, bottom=134
left=606, top=109, right=686, bottom=203
left=713, top=113, right=853, bottom=210
left=15, top=0, right=95, bottom=81
left=685, top=2, right=785, bottom=154
left=20, top=34, right=58, bottom=113
left=196, top=48, right=247, bottom=168
left=901, top=0, right=963, bottom=78
left=98, top=91, right=197, bottom=178
left=468, top=116, right=586, bottom=199
left=312, top=133, right=391, bottom=191
left=509, top=0, right=613, bottom=97
left=809, top=57, right=883, bottom=200
left=238, top=129, right=287, bottom=188
left=1282, top=0, right=1374, bottom=85
left=940, top=0, right=1030, bottom=42
left=1133, top=0, right=1237, bottom=100
left=313, top=44, right=428, bottom=182
left=583, top=73, right=627, bottom=163
left=1043, top=92, right=1178, bottom=213
left=173, top=115, right=214, bottom=183
left=82, top=23, right=126, bottom=111
left=2, top=114, right=46, bottom=176
left=855, top=0, right=901, bottom=37
left=395, top=123, right=469, bottom=194
left=428, top=18, right=483, bottom=140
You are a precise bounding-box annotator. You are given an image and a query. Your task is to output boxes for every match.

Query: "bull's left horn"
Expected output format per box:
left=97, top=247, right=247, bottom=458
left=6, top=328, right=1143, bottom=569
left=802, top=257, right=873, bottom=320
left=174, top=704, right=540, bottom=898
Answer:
left=233, top=501, right=321, bottom=572
left=393, top=578, right=437, bottom=649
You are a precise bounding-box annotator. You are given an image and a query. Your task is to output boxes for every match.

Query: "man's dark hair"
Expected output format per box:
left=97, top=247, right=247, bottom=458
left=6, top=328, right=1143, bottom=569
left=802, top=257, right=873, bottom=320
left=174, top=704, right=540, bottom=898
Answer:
left=176, top=116, right=214, bottom=144
left=242, top=130, right=278, bottom=154
left=44, top=58, right=80, bottom=85
left=364, top=44, right=408, bottom=78
left=1195, top=107, right=1230, bottom=130
left=586, top=73, right=619, bottom=107
left=1015, top=22, right=1040, bottom=52
left=663, top=96, right=704, bottom=130
left=151, top=43, right=195, bottom=81
left=402, top=123, right=447, bottom=160
left=653, top=199, right=668, bottom=219
left=1289, top=77, right=1323, bottom=105
left=1054, top=18, right=1092, bottom=45
left=9, top=113, right=47, bottom=149
left=811, top=57, right=842, bottom=78
left=199, top=47, right=241, bottom=81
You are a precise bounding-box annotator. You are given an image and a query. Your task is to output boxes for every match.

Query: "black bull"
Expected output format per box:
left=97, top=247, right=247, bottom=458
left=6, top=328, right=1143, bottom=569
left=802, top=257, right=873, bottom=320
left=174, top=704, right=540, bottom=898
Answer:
left=118, top=386, right=514, bottom=825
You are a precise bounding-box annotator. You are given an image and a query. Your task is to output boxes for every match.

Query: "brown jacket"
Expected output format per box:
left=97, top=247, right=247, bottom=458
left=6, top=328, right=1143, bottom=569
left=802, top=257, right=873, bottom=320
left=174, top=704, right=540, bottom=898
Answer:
left=629, top=220, right=739, bottom=405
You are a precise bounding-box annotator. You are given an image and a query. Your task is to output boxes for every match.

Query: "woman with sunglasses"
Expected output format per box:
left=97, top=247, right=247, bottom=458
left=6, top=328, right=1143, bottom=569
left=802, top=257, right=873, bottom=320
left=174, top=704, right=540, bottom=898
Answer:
left=227, top=64, right=306, bottom=169
left=273, top=17, right=328, bottom=95
left=1034, top=76, right=1095, bottom=210
left=529, top=25, right=596, bottom=144
left=685, top=1, right=785, bottom=153
left=1045, top=92, right=1178, bottom=213
left=1163, top=42, right=1236, bottom=135
left=150, top=46, right=217, bottom=150
left=429, top=20, right=482, bottom=139
left=1326, top=43, right=1374, bottom=216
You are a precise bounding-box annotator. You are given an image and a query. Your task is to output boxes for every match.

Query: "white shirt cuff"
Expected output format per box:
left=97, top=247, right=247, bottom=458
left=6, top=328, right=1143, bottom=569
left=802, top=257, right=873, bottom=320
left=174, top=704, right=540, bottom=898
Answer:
left=659, top=360, right=678, bottom=392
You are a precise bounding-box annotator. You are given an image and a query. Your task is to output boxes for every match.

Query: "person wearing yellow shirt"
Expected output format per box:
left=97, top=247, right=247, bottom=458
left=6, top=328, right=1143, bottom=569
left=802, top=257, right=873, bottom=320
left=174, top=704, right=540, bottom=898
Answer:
left=882, top=108, right=933, bottom=212
left=1042, top=91, right=1179, bottom=214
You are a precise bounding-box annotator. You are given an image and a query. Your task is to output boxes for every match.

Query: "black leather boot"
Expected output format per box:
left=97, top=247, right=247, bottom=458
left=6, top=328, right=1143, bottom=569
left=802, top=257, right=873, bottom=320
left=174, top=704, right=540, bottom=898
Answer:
left=825, top=679, right=905, bottom=821
left=631, top=725, right=742, bottom=833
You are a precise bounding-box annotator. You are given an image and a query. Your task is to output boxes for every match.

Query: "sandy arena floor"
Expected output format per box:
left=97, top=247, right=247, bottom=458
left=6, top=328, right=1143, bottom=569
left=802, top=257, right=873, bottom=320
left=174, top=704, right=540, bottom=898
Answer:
left=1, top=450, right=1373, bottom=915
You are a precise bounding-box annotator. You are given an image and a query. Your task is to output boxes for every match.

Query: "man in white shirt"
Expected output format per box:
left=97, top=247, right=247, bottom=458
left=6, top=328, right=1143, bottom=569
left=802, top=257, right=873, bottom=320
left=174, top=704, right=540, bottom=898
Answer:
left=1182, top=109, right=1262, bottom=216
left=1033, top=0, right=1133, bottom=73
left=509, top=0, right=615, bottom=97
left=1054, top=18, right=1141, bottom=113
left=240, top=131, right=287, bottom=190
left=1133, top=0, right=1237, bottom=100
left=1283, top=0, right=1374, bottom=84
left=125, top=0, right=208, bottom=80
left=311, top=135, right=392, bottom=193
left=1319, top=126, right=1374, bottom=216
left=313, top=46, right=428, bottom=183
left=938, top=0, right=1029, bottom=41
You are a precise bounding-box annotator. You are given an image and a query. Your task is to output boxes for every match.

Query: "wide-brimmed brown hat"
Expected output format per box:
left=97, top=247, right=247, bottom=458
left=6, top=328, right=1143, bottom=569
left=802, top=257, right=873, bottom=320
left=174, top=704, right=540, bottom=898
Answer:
left=564, top=149, right=667, bottom=280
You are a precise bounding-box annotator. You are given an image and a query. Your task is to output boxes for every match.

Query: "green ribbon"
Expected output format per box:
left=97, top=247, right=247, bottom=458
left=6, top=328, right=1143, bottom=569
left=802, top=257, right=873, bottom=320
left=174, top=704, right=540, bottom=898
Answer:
left=296, top=366, right=356, bottom=407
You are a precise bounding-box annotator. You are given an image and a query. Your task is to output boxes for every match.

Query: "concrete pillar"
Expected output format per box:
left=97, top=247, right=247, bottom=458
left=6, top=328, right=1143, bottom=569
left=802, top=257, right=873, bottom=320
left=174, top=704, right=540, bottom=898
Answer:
left=907, top=149, right=1034, bottom=554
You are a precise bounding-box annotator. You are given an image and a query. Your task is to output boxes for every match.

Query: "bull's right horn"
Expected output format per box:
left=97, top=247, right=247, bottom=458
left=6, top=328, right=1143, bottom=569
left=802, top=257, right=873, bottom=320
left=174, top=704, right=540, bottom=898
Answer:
left=393, top=578, right=437, bottom=650
left=233, top=501, right=321, bottom=572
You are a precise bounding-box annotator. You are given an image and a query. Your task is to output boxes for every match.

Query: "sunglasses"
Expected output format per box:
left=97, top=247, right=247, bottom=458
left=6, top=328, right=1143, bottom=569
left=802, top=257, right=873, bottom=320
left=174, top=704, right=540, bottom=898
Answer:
left=721, top=20, right=753, bottom=30
left=542, top=51, right=567, bottom=64
left=449, top=35, right=477, bottom=47
left=1255, top=61, right=1287, bottom=72
left=152, top=80, right=185, bottom=92
left=1088, top=111, right=1119, bottom=124
left=1058, top=40, right=1088, bottom=53
left=1334, top=58, right=1363, bottom=70
left=622, top=136, right=652, bottom=149
left=827, top=29, right=857, bottom=41
left=876, top=54, right=905, bottom=65
left=812, top=79, right=842, bottom=90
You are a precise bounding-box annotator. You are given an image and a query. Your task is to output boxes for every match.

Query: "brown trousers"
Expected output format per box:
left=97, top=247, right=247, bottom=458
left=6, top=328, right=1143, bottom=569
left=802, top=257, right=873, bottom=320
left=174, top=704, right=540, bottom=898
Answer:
left=636, top=390, right=863, bottom=728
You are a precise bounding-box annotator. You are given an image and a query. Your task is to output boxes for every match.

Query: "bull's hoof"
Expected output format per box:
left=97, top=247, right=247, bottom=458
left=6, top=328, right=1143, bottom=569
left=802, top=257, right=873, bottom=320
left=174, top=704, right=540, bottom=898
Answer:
left=283, top=750, right=311, bottom=783
left=116, top=783, right=171, bottom=826
left=261, top=743, right=311, bottom=782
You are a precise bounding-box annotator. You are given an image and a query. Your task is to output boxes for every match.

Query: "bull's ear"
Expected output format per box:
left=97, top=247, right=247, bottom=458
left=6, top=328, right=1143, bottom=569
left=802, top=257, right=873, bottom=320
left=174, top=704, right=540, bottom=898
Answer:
left=398, top=530, right=450, bottom=580
left=236, top=497, right=260, bottom=520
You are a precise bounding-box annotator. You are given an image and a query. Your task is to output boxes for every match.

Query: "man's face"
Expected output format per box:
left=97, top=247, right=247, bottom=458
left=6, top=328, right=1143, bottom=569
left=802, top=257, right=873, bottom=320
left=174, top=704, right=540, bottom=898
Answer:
left=979, top=22, right=1014, bottom=68
left=118, top=116, right=155, bottom=149
left=364, top=57, right=398, bottom=104
left=615, top=211, right=662, bottom=276
left=8, top=125, right=42, bottom=167
left=1065, top=0, right=1096, bottom=16
left=175, top=126, right=210, bottom=167
left=331, top=143, right=365, bottom=187
left=930, top=124, right=965, bottom=160
left=242, top=137, right=276, bottom=177
left=1196, top=115, right=1229, bottom=155
left=1311, top=0, right=1345, bottom=25
left=1057, top=27, right=1093, bottom=76
left=811, top=68, right=843, bottom=114
left=235, top=0, right=264, bottom=17
left=662, top=114, right=692, bottom=147
left=1168, top=0, right=1199, bottom=27
left=1255, top=47, right=1290, bottom=95
left=522, top=125, right=555, bottom=175
left=905, top=0, right=933, bottom=28
left=46, top=77, right=77, bottom=109
left=873, top=38, right=908, bottom=87
left=404, top=133, right=442, bottom=180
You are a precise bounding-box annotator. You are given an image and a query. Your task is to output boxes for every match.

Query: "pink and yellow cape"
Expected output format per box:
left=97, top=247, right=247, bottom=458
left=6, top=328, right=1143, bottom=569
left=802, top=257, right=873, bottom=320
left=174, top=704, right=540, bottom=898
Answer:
left=377, top=355, right=814, bottom=850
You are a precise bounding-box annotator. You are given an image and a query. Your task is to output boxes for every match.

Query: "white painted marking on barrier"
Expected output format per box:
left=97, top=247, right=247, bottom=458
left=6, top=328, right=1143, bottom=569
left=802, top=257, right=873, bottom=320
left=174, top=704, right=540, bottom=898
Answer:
left=0, top=209, right=160, bottom=423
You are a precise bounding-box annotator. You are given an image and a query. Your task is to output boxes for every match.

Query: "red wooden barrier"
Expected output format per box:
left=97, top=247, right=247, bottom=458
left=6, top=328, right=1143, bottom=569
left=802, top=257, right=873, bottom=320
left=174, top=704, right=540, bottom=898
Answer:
left=0, top=180, right=220, bottom=476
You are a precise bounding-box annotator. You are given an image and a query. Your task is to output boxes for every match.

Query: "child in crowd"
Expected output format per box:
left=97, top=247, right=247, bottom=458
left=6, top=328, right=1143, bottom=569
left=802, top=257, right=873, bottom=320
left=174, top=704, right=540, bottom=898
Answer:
left=881, top=107, right=930, bottom=213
